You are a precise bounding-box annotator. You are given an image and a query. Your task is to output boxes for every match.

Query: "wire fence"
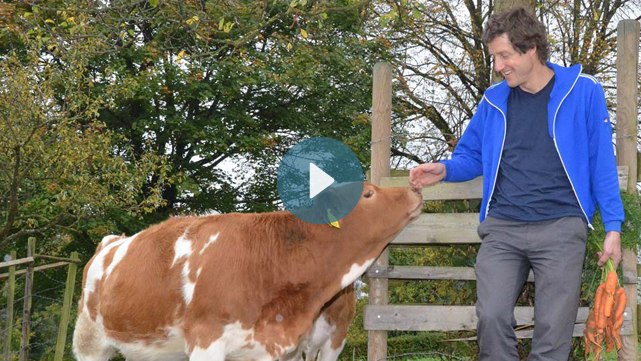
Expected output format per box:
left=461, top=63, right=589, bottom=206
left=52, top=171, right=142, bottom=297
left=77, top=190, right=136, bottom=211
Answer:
left=0, top=253, right=79, bottom=361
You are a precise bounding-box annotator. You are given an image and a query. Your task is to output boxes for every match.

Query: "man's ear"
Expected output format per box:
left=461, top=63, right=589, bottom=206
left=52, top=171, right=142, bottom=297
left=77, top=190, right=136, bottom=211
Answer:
left=526, top=46, right=537, bottom=58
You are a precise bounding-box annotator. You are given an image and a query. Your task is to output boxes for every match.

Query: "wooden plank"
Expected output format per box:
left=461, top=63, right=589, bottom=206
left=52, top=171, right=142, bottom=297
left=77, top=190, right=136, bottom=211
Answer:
left=622, top=261, right=638, bottom=285
left=0, top=257, right=34, bottom=270
left=54, top=252, right=79, bottom=361
left=34, top=254, right=80, bottom=263
left=620, top=248, right=639, bottom=359
left=618, top=165, right=629, bottom=192
left=364, top=305, right=634, bottom=336
left=366, top=265, right=536, bottom=283
left=446, top=321, right=629, bottom=341
left=20, top=238, right=35, bottom=361
left=381, top=176, right=483, bottom=200
left=391, top=213, right=480, bottom=245
left=616, top=20, right=639, bottom=193
left=367, top=266, right=476, bottom=280
left=3, top=251, right=16, bottom=360
left=0, top=262, right=70, bottom=279
left=369, top=61, right=393, bottom=361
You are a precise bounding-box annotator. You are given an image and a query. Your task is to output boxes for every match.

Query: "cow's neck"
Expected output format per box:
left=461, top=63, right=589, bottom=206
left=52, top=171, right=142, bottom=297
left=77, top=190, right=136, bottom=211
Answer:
left=267, top=212, right=391, bottom=307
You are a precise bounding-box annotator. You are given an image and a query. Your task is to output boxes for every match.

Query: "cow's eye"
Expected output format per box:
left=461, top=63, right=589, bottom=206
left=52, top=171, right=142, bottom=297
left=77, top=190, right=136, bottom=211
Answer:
left=364, top=190, right=373, bottom=198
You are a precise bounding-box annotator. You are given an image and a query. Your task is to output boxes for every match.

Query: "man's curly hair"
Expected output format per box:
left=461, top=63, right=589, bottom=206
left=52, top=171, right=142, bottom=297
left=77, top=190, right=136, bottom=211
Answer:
left=482, top=7, right=550, bottom=65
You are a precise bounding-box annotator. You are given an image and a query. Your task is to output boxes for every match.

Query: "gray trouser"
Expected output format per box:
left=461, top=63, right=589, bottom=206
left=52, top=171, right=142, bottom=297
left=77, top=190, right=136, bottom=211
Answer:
left=475, top=216, right=587, bottom=361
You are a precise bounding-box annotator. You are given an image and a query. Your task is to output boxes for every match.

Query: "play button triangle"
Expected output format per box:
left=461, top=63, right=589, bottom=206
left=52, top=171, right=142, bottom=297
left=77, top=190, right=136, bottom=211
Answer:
left=309, top=163, right=334, bottom=198
left=277, top=137, right=364, bottom=224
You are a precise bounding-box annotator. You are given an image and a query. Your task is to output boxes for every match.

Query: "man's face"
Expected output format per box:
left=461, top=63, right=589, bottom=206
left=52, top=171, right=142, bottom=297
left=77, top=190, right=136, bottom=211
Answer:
left=487, top=33, right=538, bottom=89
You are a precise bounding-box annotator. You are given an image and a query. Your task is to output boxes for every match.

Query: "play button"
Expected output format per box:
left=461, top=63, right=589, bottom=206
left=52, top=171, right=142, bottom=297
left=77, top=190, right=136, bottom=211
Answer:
left=309, top=163, right=334, bottom=198
left=277, top=137, right=364, bottom=224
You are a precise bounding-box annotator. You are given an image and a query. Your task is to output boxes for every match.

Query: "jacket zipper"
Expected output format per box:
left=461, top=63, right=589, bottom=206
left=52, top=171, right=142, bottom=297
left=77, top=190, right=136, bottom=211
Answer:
left=483, top=96, right=507, bottom=219
left=551, top=75, right=593, bottom=229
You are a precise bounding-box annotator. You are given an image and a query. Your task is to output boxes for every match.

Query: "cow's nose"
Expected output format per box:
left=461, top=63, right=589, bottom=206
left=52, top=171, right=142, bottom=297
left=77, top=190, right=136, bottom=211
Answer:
left=409, top=186, right=423, bottom=203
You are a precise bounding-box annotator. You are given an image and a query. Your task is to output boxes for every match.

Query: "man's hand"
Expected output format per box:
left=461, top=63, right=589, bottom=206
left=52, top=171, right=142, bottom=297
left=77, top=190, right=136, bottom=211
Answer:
left=409, top=163, right=446, bottom=190
left=597, top=231, right=622, bottom=268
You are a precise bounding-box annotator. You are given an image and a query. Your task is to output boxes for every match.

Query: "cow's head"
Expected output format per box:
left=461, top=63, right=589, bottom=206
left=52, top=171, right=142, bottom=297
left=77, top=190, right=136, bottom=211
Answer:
left=313, top=182, right=422, bottom=245
left=347, top=182, right=422, bottom=239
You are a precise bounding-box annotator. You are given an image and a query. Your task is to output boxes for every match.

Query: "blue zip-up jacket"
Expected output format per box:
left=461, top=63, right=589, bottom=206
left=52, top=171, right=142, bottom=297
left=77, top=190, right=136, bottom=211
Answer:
left=440, top=62, right=624, bottom=232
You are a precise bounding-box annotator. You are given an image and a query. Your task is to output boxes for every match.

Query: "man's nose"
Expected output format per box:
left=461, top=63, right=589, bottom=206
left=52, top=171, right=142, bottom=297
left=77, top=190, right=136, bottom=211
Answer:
left=494, top=59, right=504, bottom=73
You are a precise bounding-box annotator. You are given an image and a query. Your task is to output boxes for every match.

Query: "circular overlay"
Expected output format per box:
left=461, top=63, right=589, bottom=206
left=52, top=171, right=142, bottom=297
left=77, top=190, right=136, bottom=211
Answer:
left=277, top=137, right=364, bottom=224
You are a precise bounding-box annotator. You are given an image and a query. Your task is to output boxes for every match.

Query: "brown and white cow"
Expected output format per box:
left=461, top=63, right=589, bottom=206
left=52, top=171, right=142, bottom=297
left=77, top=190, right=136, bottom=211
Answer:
left=72, top=183, right=422, bottom=361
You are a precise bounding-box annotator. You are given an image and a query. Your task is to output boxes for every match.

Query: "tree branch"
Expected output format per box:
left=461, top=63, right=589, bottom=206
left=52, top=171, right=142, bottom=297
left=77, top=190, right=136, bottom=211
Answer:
left=391, top=148, right=424, bottom=165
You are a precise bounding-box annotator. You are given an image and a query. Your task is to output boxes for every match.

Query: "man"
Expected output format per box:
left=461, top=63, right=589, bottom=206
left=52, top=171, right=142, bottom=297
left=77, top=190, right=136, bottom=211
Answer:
left=409, top=7, right=624, bottom=361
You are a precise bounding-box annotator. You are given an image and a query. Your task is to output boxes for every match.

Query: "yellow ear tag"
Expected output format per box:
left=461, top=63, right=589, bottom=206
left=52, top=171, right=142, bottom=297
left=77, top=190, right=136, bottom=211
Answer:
left=327, top=208, right=340, bottom=229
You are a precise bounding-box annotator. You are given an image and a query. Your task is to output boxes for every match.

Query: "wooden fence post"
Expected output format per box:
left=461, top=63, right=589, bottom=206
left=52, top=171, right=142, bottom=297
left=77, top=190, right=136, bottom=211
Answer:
left=19, top=238, right=35, bottom=361
left=615, top=19, right=640, bottom=361
left=54, top=252, right=79, bottom=361
left=369, top=62, right=392, bottom=361
left=3, top=251, right=16, bottom=361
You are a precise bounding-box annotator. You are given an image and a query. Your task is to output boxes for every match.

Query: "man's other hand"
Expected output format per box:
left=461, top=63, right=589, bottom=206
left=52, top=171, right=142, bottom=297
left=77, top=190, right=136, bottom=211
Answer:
left=598, top=231, right=622, bottom=268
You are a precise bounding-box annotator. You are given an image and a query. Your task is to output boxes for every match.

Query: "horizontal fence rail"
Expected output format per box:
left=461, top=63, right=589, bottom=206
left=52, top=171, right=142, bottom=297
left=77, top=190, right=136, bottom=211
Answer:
left=391, top=213, right=480, bottom=245
left=367, top=265, right=536, bottom=282
left=364, top=305, right=635, bottom=337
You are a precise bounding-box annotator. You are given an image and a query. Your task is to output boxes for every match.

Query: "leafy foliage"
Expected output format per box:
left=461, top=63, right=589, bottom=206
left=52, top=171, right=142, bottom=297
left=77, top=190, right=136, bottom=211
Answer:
left=3, top=0, right=377, bottom=218
left=0, top=49, right=170, bottom=256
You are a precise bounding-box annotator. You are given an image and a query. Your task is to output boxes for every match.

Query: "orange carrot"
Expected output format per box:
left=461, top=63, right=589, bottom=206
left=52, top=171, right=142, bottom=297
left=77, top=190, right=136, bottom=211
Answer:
left=583, top=309, right=597, bottom=341
left=583, top=309, right=600, bottom=359
left=605, top=318, right=614, bottom=353
left=612, top=287, right=627, bottom=350
left=594, top=283, right=607, bottom=331
left=603, top=271, right=618, bottom=317
left=604, top=271, right=618, bottom=292
left=613, top=287, right=627, bottom=322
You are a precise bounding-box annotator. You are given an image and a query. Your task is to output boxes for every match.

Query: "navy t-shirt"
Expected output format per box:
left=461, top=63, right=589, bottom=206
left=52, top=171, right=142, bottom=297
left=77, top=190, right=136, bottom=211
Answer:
left=488, top=76, right=584, bottom=221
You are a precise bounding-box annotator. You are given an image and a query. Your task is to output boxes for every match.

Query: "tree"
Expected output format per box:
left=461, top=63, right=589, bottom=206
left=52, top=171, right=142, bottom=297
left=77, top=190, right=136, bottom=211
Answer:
left=5, top=0, right=378, bottom=217
left=0, top=46, right=169, bottom=255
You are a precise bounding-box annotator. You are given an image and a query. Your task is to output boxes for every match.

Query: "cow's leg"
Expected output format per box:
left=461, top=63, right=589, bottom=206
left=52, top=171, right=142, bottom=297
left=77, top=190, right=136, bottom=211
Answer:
left=304, top=345, right=321, bottom=361
left=72, top=312, right=115, bottom=361
left=316, top=340, right=345, bottom=361
left=279, top=345, right=304, bottom=361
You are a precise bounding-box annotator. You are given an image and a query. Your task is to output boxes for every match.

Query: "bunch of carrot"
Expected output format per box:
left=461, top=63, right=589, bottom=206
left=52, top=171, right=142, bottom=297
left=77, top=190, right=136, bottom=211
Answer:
left=583, top=260, right=627, bottom=360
